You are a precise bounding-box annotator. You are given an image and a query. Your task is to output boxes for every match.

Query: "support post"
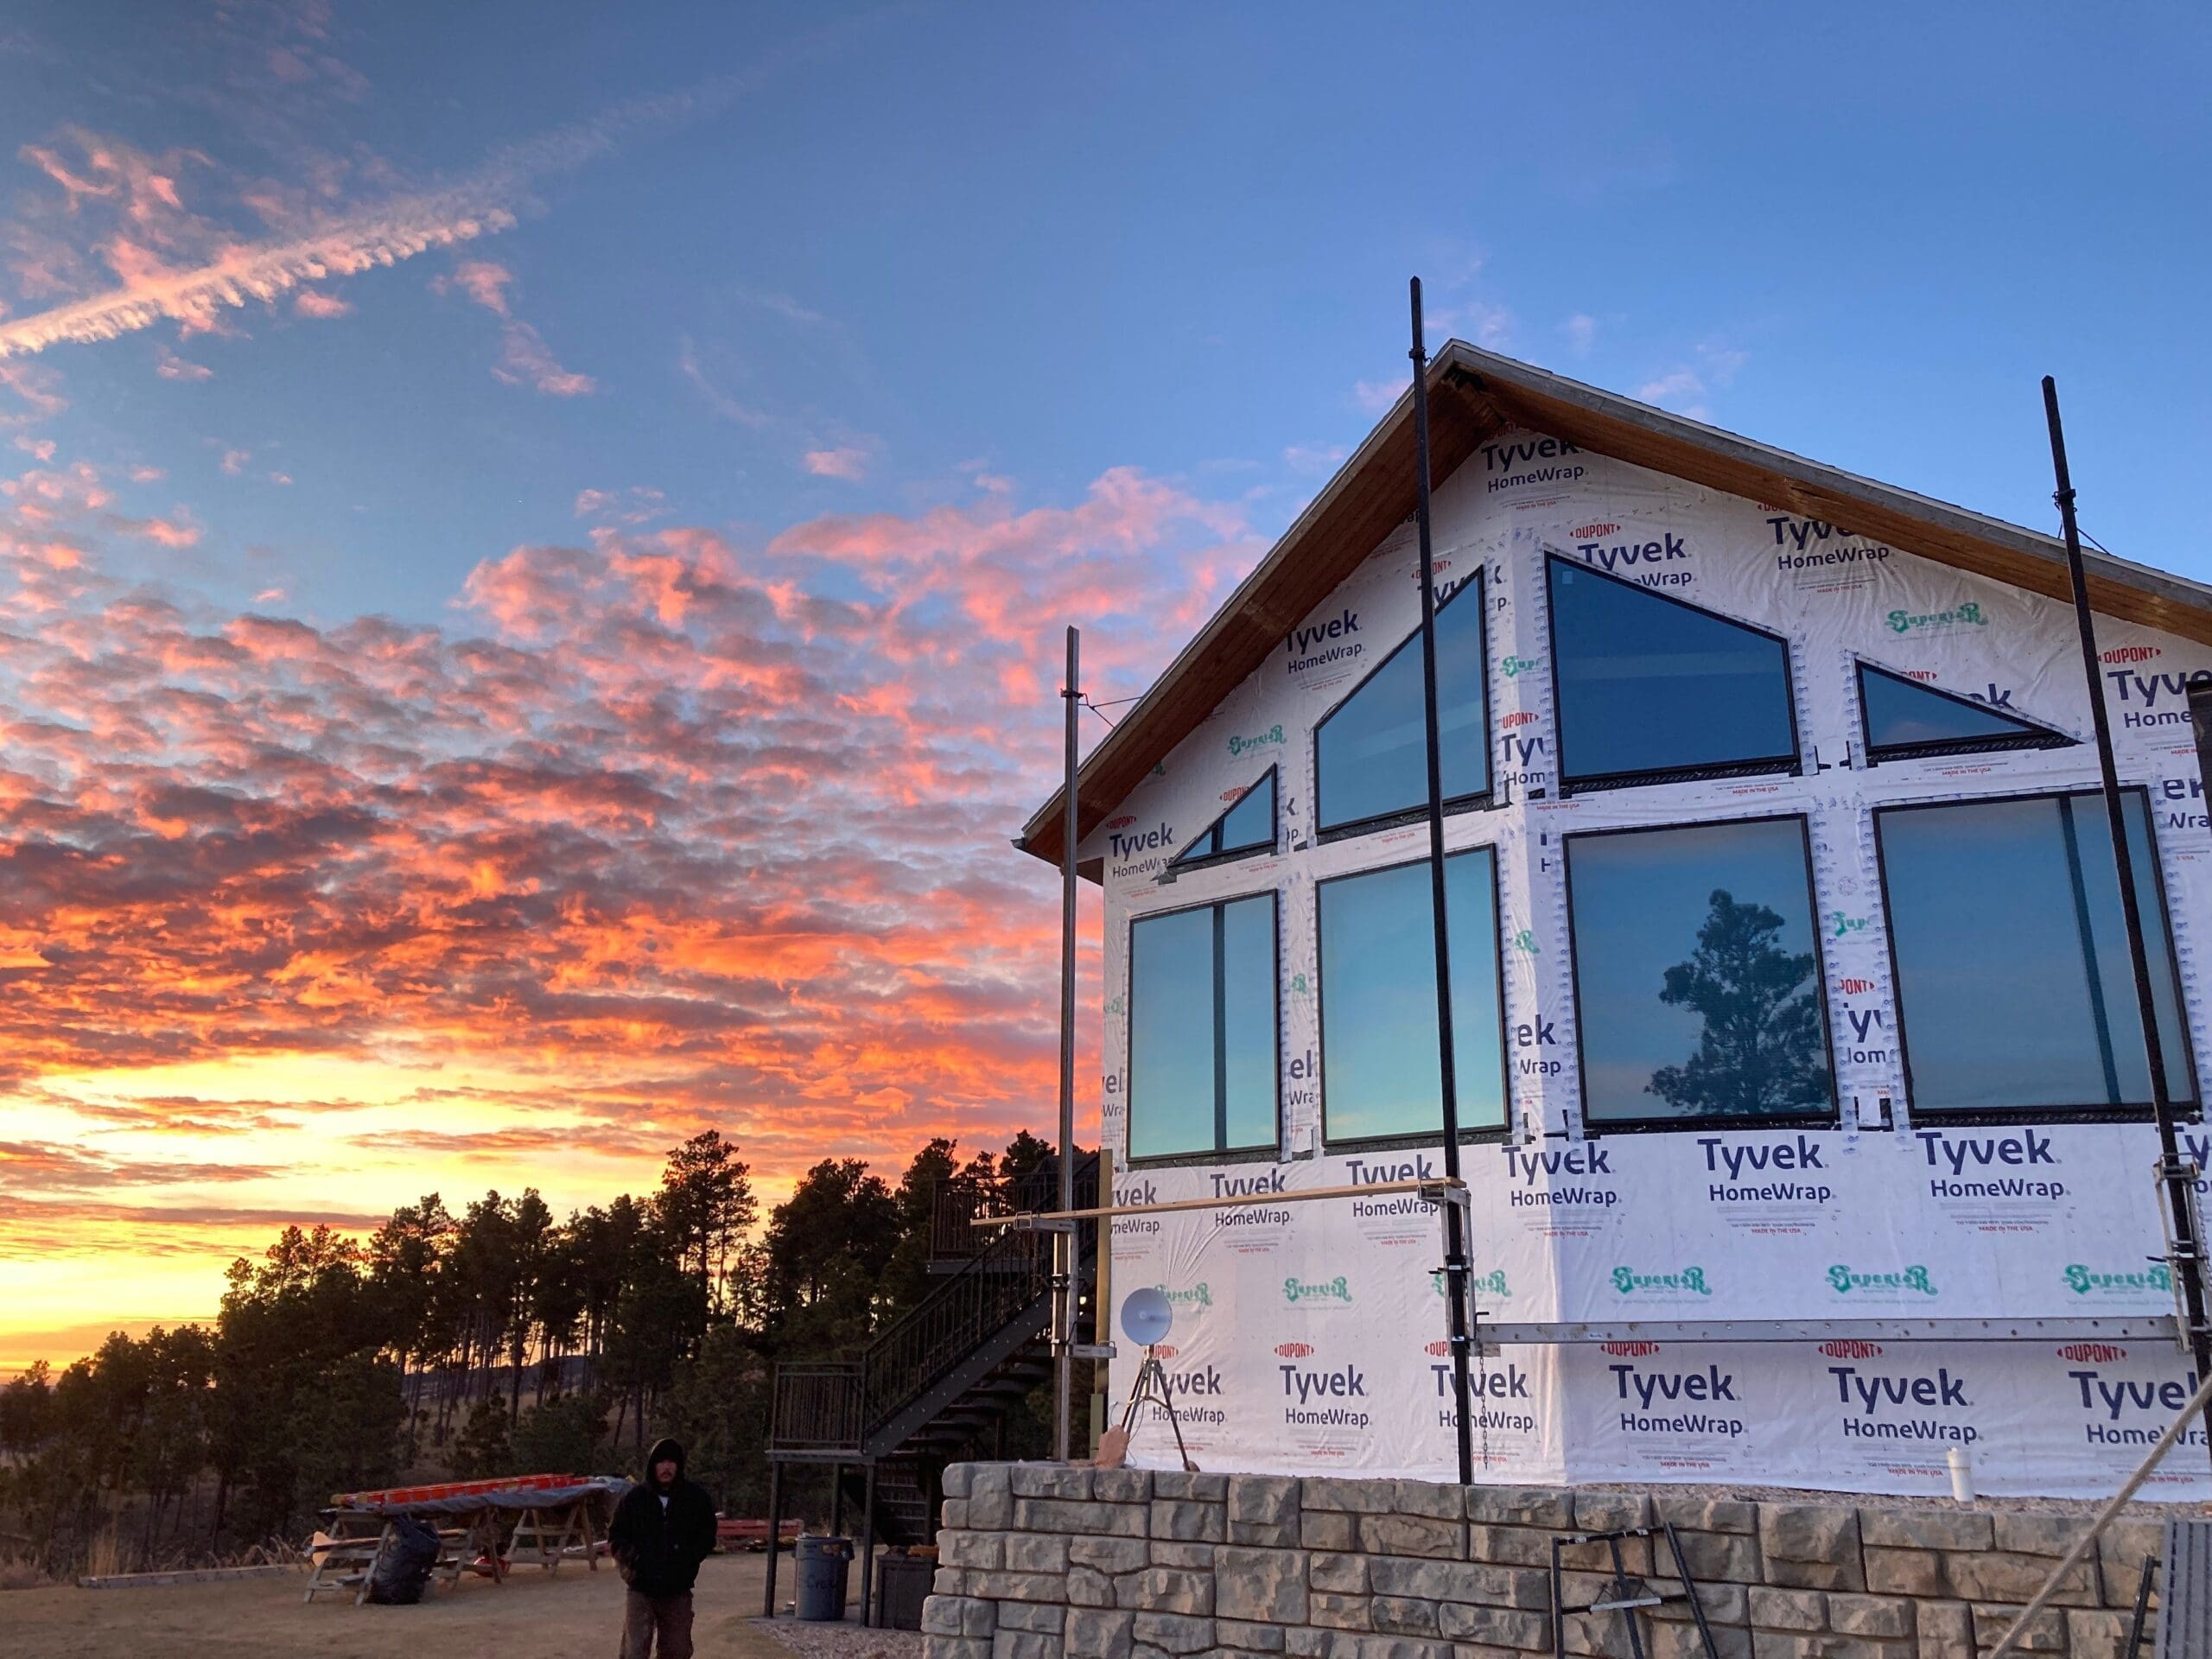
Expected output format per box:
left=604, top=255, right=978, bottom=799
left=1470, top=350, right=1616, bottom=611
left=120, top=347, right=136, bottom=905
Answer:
left=830, top=1463, right=843, bottom=1537
left=1410, top=276, right=1475, bottom=1486
left=858, top=1461, right=878, bottom=1628
left=1056, top=625, right=1080, bottom=1462
left=762, top=1461, right=784, bottom=1618
left=2044, top=375, right=2212, bottom=1462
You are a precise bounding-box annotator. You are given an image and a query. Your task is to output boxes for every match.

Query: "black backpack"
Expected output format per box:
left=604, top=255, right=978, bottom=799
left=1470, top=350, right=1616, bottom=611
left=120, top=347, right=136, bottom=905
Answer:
left=366, top=1515, right=443, bottom=1605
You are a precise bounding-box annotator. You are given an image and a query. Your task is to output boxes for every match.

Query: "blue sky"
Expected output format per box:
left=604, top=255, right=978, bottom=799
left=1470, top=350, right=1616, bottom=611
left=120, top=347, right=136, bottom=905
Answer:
left=6, top=2, right=2207, bottom=647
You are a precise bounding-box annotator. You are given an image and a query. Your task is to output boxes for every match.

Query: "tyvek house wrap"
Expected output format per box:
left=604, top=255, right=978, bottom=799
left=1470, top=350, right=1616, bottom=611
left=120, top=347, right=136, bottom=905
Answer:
left=1081, top=429, right=2212, bottom=1499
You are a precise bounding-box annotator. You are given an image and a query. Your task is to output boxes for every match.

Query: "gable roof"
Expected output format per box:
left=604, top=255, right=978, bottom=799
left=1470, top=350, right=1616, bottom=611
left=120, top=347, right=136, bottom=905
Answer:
left=1018, top=340, right=2212, bottom=874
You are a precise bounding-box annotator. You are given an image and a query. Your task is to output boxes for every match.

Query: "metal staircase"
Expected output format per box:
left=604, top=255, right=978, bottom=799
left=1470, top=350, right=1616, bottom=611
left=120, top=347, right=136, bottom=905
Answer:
left=763, top=1154, right=1096, bottom=1615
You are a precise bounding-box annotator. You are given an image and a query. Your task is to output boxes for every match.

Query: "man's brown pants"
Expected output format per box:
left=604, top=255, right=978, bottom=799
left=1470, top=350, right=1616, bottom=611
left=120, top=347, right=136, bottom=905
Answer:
left=621, top=1589, right=694, bottom=1659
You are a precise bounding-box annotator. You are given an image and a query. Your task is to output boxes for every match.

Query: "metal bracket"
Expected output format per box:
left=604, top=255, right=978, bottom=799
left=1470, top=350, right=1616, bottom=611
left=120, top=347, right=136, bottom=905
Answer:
left=1416, top=1180, right=1469, bottom=1210
left=1068, top=1343, right=1116, bottom=1361
left=1009, top=1216, right=1079, bottom=1234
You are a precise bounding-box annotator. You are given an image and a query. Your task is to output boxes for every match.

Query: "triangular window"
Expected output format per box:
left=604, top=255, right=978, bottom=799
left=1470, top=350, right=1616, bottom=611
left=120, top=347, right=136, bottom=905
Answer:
left=1314, top=573, right=1488, bottom=838
left=1857, top=662, right=2072, bottom=763
left=1548, top=556, right=1798, bottom=793
left=1169, top=768, right=1277, bottom=870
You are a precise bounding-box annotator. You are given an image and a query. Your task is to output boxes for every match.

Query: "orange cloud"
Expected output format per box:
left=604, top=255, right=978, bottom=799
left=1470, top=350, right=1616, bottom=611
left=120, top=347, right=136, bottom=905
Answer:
left=0, top=448, right=1254, bottom=1344
left=804, top=447, right=870, bottom=481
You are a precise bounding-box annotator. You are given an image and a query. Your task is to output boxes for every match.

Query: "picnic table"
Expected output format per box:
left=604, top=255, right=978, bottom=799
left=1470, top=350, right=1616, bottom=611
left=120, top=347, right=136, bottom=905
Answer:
left=305, top=1474, right=632, bottom=1605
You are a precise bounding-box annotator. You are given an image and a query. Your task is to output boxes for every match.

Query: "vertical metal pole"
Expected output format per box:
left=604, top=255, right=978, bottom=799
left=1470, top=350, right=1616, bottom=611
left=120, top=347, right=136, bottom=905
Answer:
left=1055, top=626, right=1080, bottom=1462
left=762, top=1461, right=784, bottom=1617
left=858, top=1461, right=877, bottom=1627
left=2044, top=376, right=2212, bottom=1459
left=1411, top=277, right=1475, bottom=1486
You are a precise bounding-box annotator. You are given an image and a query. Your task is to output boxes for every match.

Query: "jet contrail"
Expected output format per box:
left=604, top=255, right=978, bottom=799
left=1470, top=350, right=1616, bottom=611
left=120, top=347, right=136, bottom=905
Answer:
left=0, top=79, right=731, bottom=359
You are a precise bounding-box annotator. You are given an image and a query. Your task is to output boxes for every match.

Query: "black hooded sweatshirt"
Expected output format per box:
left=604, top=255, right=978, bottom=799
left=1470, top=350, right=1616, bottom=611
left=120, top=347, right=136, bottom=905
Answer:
left=608, top=1437, right=718, bottom=1598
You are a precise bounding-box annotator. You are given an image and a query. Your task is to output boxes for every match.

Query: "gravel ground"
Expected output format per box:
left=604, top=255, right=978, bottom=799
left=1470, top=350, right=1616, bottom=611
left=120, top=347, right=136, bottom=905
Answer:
left=754, top=1615, right=925, bottom=1657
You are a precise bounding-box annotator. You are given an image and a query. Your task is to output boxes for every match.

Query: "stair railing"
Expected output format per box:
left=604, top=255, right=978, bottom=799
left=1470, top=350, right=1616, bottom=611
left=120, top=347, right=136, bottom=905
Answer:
left=771, top=1152, right=1101, bottom=1457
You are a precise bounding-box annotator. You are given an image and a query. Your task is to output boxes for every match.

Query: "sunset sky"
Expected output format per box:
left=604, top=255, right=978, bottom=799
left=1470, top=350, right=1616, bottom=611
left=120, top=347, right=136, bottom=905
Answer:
left=1, top=3, right=2206, bottom=1370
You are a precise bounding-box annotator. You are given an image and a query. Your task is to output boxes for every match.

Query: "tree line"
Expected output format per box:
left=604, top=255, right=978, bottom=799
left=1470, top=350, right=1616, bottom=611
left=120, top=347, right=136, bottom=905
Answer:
left=0, top=1128, right=1056, bottom=1579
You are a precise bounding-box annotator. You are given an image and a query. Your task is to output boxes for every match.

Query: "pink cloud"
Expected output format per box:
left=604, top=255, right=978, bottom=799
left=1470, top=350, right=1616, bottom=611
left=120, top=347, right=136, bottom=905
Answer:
left=109, top=514, right=200, bottom=548
left=219, top=448, right=249, bottom=475
left=156, top=346, right=213, bottom=382
left=0, top=439, right=1262, bottom=1310
left=804, top=447, right=869, bottom=481
left=442, top=259, right=513, bottom=316
left=291, top=289, right=352, bottom=320
left=494, top=321, right=594, bottom=397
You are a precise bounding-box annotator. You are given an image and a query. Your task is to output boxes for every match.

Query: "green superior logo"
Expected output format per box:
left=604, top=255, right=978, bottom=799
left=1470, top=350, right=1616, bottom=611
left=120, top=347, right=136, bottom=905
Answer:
left=1155, top=1282, right=1213, bottom=1307
left=2064, top=1263, right=2171, bottom=1296
left=1228, top=725, right=1284, bottom=756
left=1828, top=1264, right=1936, bottom=1295
left=1433, top=1268, right=1510, bottom=1299
left=1291, top=972, right=1312, bottom=996
left=1887, top=601, right=1986, bottom=635
left=1512, top=929, right=1540, bottom=955
left=1502, top=655, right=1542, bottom=678
left=1611, top=1266, right=1711, bottom=1296
left=1830, top=912, right=1871, bottom=939
left=1283, top=1275, right=1351, bottom=1304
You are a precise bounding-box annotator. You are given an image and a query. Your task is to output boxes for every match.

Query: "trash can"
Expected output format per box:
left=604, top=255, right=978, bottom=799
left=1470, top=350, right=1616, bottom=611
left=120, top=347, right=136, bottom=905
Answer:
left=874, top=1548, right=934, bottom=1630
left=794, top=1534, right=853, bottom=1621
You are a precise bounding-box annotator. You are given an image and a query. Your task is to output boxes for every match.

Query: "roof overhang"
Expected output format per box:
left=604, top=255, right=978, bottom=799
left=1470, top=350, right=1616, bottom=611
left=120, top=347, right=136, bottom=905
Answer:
left=1020, top=341, right=2212, bottom=875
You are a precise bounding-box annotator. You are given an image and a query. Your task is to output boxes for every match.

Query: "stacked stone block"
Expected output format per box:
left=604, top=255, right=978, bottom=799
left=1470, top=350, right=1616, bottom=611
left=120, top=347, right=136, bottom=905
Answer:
left=923, top=1465, right=2168, bottom=1659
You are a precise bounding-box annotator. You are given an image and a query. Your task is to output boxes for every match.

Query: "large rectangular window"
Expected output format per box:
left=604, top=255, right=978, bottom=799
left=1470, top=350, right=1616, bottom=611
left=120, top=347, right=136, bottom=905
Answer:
left=1128, top=892, right=1280, bottom=1160
left=1876, top=789, right=2196, bottom=1117
left=1565, top=817, right=1835, bottom=1128
left=1317, top=849, right=1509, bottom=1145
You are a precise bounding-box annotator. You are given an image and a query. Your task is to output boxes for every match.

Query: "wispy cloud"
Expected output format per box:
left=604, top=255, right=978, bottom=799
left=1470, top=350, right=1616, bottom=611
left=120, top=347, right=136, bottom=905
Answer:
left=0, top=79, right=742, bottom=359
left=437, top=259, right=594, bottom=397
left=156, top=346, right=213, bottom=381
left=804, top=446, right=869, bottom=481
left=291, top=289, right=352, bottom=320
left=1560, top=313, right=1598, bottom=355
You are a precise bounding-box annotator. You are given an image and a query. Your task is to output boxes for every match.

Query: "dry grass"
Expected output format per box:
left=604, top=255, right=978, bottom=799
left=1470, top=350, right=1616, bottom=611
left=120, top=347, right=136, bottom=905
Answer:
left=0, top=1557, right=51, bottom=1591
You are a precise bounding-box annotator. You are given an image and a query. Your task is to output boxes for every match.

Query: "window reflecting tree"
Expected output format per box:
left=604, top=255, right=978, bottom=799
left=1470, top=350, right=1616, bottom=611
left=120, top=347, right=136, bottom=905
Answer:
left=1647, top=887, right=1827, bottom=1116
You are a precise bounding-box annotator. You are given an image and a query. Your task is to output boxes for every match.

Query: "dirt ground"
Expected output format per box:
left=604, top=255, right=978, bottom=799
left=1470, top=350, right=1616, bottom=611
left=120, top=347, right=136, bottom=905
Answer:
left=3, top=1548, right=923, bottom=1659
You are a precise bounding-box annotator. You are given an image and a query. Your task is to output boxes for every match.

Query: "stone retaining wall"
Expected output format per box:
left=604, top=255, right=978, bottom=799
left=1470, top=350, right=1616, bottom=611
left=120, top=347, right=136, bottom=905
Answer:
left=920, top=1465, right=2167, bottom=1659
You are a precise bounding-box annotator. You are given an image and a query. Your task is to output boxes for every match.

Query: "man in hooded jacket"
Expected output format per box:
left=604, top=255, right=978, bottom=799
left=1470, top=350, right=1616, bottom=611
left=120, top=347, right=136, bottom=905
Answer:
left=608, top=1437, right=718, bottom=1658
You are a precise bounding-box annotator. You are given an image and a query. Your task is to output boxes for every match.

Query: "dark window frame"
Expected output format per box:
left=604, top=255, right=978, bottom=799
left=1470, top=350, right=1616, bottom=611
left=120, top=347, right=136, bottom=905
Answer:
left=1166, top=766, right=1279, bottom=875
left=1561, top=811, right=1841, bottom=1136
left=1312, top=569, right=1492, bottom=844
left=1872, top=785, right=2200, bottom=1126
left=1313, top=843, right=1514, bottom=1154
left=1543, top=553, right=1803, bottom=796
left=1123, top=887, right=1284, bottom=1168
left=1855, top=660, right=2074, bottom=766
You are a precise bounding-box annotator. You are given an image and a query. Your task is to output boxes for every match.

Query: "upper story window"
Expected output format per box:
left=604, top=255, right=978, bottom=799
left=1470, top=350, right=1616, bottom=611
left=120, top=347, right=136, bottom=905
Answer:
left=1127, top=892, right=1280, bottom=1162
left=1314, top=574, right=1488, bottom=839
left=1316, top=847, right=1509, bottom=1146
left=1547, top=556, right=1798, bottom=793
left=1167, top=768, right=1277, bottom=873
left=1875, top=788, right=2195, bottom=1118
left=1564, top=815, right=1836, bottom=1130
left=1856, top=662, right=2071, bottom=765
